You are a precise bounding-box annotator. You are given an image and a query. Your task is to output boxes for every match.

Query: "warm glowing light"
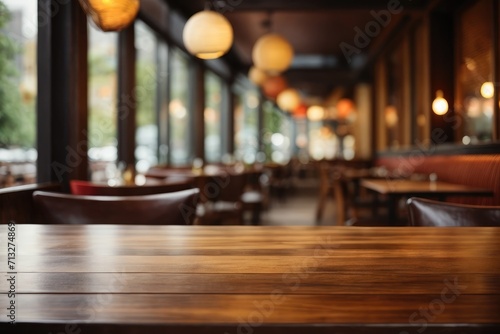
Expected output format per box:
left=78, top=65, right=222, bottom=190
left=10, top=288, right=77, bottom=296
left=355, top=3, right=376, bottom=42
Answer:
left=293, top=104, right=307, bottom=118
left=169, top=99, right=187, bottom=119
left=277, top=88, right=301, bottom=112
left=480, top=82, right=494, bottom=99
left=78, top=0, right=140, bottom=32
left=252, top=34, right=294, bottom=74
left=385, top=105, right=398, bottom=127
left=336, top=98, right=355, bottom=119
left=296, top=134, right=308, bottom=148
left=432, top=90, right=448, bottom=115
left=307, top=105, right=325, bottom=121
left=248, top=66, right=269, bottom=86
left=417, top=114, right=426, bottom=127
left=204, top=108, right=218, bottom=122
left=262, top=76, right=287, bottom=99
left=183, top=10, right=233, bottom=59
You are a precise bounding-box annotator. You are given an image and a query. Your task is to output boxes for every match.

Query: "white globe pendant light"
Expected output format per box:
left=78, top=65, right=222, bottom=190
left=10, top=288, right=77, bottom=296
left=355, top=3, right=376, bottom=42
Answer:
left=252, top=33, right=294, bottom=74
left=183, top=10, right=234, bottom=60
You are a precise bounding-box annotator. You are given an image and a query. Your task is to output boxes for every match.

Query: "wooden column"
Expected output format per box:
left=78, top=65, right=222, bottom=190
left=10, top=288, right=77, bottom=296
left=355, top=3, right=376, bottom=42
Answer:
left=429, top=10, right=455, bottom=144
left=493, top=0, right=500, bottom=140
left=190, top=60, right=205, bottom=161
left=157, top=44, right=169, bottom=165
left=37, top=0, right=88, bottom=187
left=257, top=92, right=265, bottom=153
left=117, top=25, right=136, bottom=169
left=221, top=81, right=234, bottom=156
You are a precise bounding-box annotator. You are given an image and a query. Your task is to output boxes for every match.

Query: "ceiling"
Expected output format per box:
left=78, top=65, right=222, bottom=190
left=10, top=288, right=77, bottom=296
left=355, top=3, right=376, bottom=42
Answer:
left=166, top=0, right=431, bottom=100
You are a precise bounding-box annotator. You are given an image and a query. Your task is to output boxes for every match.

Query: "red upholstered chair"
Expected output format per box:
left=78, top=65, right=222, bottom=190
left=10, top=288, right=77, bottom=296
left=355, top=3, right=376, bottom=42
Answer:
left=70, top=179, right=194, bottom=196
left=407, top=197, right=500, bottom=227
left=33, top=188, right=200, bottom=225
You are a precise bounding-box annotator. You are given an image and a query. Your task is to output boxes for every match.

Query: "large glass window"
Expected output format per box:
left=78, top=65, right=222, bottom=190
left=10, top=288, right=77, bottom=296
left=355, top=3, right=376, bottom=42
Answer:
left=263, top=101, right=291, bottom=164
left=169, top=48, right=190, bottom=165
left=457, top=0, right=494, bottom=144
left=234, top=88, right=259, bottom=164
left=157, top=43, right=169, bottom=165
left=87, top=24, right=118, bottom=181
left=308, top=120, right=338, bottom=161
left=135, top=20, right=160, bottom=173
left=204, top=71, right=222, bottom=163
left=0, top=0, right=37, bottom=188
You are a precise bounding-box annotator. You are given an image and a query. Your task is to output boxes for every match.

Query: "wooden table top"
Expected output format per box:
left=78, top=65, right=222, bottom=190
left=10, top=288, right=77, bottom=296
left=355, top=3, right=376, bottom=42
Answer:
left=361, top=178, right=494, bottom=197
left=1, top=224, right=499, bottom=333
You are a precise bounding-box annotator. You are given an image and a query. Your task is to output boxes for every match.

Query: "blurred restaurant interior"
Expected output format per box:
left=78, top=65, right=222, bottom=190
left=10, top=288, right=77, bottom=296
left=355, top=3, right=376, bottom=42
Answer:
left=1, top=0, right=500, bottom=225
left=0, top=0, right=500, bottom=332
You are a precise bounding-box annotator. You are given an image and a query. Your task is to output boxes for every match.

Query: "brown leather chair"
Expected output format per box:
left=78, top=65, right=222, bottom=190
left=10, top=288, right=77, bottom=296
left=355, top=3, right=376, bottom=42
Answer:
left=195, top=172, right=247, bottom=225
left=33, top=188, right=200, bottom=225
left=407, top=197, right=500, bottom=227
left=70, top=178, right=194, bottom=196
left=241, top=170, right=267, bottom=225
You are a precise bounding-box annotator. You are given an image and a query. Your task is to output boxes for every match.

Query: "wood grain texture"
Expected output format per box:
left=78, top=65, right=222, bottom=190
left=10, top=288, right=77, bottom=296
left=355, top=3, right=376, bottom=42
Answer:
left=0, top=225, right=499, bottom=333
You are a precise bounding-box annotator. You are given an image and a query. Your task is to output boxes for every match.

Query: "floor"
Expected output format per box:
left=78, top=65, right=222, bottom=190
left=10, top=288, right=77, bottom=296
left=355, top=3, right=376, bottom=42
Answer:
left=259, top=177, right=338, bottom=226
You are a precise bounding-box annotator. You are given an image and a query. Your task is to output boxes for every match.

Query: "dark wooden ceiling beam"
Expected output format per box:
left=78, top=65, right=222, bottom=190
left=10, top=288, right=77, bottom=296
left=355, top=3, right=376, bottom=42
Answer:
left=284, top=68, right=357, bottom=97
left=219, top=0, right=427, bottom=12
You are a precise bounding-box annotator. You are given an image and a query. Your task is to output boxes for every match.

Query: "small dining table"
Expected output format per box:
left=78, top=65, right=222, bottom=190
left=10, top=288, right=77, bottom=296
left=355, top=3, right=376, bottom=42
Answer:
left=1, top=224, right=499, bottom=333
left=360, top=178, right=495, bottom=224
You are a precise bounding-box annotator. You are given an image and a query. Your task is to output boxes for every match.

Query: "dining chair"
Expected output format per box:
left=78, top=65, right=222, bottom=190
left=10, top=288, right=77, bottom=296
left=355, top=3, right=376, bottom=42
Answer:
left=70, top=178, right=194, bottom=196
left=315, top=162, right=337, bottom=223
left=195, top=172, right=247, bottom=225
left=33, top=188, right=200, bottom=225
left=241, top=169, right=267, bottom=225
left=407, top=197, right=500, bottom=226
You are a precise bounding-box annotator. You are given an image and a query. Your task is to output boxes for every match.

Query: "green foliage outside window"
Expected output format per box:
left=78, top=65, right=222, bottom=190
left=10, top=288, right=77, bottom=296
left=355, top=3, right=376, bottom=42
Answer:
left=0, top=1, right=36, bottom=148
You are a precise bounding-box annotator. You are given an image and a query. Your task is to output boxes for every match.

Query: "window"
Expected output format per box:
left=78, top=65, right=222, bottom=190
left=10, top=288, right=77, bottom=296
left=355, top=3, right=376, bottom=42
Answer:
left=263, top=101, right=291, bottom=164
left=135, top=20, right=161, bottom=173
left=87, top=24, right=118, bottom=181
left=0, top=0, right=37, bottom=188
left=157, top=43, right=169, bottom=165
left=293, top=117, right=308, bottom=159
left=308, top=120, right=338, bottom=161
left=169, top=48, right=191, bottom=165
left=234, top=89, right=259, bottom=164
left=204, top=71, right=222, bottom=163
left=456, top=0, right=494, bottom=144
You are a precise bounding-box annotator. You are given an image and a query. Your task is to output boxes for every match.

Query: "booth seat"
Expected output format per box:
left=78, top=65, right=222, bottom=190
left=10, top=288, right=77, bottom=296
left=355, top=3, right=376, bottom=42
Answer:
left=375, top=154, right=500, bottom=206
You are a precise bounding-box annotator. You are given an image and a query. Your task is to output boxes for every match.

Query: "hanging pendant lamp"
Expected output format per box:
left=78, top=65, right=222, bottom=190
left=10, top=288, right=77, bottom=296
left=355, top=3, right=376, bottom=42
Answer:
left=277, top=88, right=301, bottom=112
left=262, top=75, right=287, bottom=99
left=248, top=66, right=269, bottom=86
left=432, top=90, right=448, bottom=115
left=252, top=33, right=294, bottom=74
left=480, top=82, right=494, bottom=99
left=183, top=5, right=233, bottom=60
left=78, top=0, right=140, bottom=32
